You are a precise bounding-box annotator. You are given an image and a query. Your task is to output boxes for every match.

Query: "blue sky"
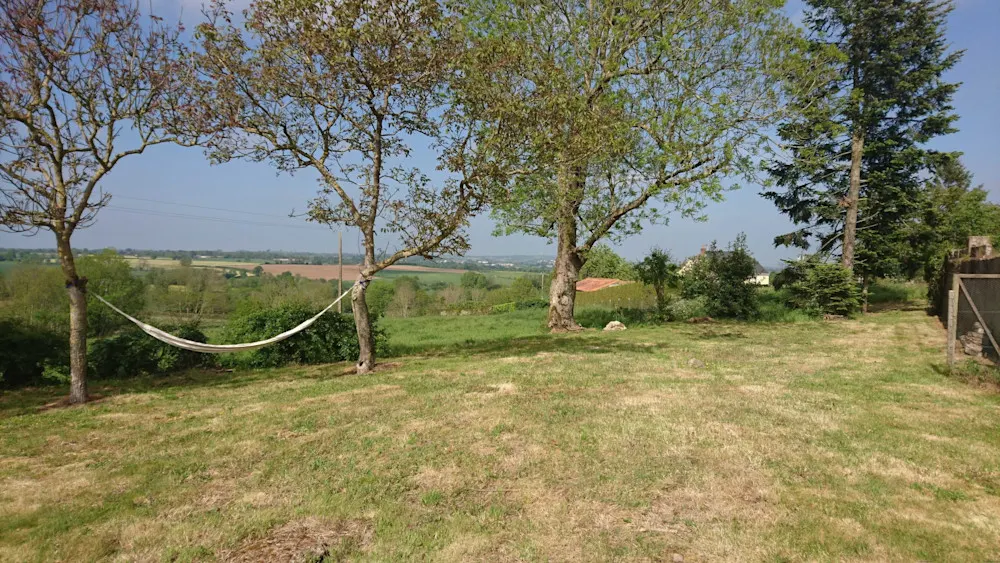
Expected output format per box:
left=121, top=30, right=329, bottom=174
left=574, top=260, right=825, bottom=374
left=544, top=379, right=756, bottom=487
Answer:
left=2, top=0, right=997, bottom=268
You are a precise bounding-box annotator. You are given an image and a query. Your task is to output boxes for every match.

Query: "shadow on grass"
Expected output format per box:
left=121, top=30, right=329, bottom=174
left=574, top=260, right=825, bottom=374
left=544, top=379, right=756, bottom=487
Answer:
left=0, top=333, right=658, bottom=415
left=0, top=363, right=361, bottom=418
left=932, top=359, right=1000, bottom=392
left=866, top=302, right=928, bottom=314
left=1, top=316, right=832, bottom=417
left=387, top=330, right=668, bottom=361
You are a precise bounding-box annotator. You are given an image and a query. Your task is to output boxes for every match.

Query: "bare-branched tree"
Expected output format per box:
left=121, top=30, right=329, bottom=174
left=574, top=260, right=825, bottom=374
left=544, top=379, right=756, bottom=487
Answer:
left=192, top=0, right=514, bottom=373
left=0, top=0, right=199, bottom=403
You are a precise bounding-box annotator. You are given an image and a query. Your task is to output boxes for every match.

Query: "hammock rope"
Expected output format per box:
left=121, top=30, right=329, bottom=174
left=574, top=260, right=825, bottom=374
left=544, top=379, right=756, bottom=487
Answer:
left=94, top=286, right=354, bottom=354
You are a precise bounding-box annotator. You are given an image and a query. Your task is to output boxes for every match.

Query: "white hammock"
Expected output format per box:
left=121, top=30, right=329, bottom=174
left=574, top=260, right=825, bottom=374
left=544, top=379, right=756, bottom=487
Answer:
left=94, top=287, right=354, bottom=354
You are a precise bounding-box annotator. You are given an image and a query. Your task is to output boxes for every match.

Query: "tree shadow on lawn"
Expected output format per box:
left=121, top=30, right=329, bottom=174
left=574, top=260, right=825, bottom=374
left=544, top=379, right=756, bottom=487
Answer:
left=1, top=323, right=754, bottom=416
left=867, top=302, right=928, bottom=313
left=386, top=330, right=670, bottom=361
left=0, top=362, right=362, bottom=418
left=931, top=359, right=1000, bottom=391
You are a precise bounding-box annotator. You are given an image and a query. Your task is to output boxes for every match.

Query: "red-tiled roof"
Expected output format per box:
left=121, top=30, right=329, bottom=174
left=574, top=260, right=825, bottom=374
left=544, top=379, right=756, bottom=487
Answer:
left=575, top=278, right=633, bottom=292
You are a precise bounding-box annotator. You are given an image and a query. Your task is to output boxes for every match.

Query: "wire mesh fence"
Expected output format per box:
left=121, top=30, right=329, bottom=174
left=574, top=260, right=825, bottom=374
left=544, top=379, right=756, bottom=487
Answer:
left=948, top=274, right=1000, bottom=366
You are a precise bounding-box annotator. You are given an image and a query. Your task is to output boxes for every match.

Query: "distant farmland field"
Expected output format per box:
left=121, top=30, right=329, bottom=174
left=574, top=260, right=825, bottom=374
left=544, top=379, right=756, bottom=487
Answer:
left=124, top=257, right=259, bottom=270
left=117, top=257, right=537, bottom=286
left=259, top=264, right=541, bottom=286
left=259, top=263, right=466, bottom=280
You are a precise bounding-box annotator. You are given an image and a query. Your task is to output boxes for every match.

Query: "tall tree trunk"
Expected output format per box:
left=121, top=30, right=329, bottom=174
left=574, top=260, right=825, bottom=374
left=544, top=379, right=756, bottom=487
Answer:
left=861, top=274, right=870, bottom=314
left=548, top=221, right=583, bottom=331
left=352, top=246, right=376, bottom=374
left=351, top=276, right=375, bottom=374
left=67, top=283, right=88, bottom=403
left=547, top=162, right=585, bottom=332
left=654, top=285, right=665, bottom=313
left=56, top=236, right=88, bottom=404
left=842, top=130, right=864, bottom=271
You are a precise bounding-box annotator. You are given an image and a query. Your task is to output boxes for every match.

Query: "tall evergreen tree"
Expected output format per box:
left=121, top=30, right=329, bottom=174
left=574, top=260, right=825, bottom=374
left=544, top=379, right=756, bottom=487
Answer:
left=764, top=0, right=963, bottom=280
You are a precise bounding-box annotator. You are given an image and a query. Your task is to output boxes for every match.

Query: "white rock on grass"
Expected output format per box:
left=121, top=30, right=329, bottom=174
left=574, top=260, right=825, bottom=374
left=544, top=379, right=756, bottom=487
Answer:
left=603, top=321, right=627, bottom=332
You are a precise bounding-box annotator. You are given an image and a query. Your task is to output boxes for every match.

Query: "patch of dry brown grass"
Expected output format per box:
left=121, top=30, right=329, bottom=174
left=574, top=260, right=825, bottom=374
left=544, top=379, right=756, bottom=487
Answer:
left=222, top=517, right=373, bottom=562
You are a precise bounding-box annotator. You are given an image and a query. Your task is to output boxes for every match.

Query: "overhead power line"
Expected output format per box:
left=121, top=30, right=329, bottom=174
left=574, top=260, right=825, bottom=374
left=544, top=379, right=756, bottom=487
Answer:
left=112, top=195, right=300, bottom=220
left=106, top=205, right=329, bottom=232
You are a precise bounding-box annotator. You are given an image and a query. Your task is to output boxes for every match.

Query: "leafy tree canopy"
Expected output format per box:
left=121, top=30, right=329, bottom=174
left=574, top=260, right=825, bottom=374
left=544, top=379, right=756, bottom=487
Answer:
left=460, top=0, right=828, bottom=329
left=580, top=245, right=636, bottom=281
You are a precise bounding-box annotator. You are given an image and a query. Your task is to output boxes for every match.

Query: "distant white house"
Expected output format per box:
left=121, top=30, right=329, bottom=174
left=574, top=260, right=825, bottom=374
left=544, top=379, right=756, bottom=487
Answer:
left=680, top=247, right=770, bottom=286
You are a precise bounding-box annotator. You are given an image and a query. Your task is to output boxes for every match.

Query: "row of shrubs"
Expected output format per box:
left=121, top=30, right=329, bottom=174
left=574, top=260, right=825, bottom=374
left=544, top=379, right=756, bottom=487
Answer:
left=672, top=237, right=857, bottom=321
left=0, top=303, right=386, bottom=388
left=488, top=299, right=549, bottom=314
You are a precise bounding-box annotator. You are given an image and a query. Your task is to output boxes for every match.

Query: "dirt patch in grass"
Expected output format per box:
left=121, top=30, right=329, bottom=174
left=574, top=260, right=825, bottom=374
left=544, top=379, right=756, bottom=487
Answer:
left=222, top=517, right=373, bottom=562
left=534, top=351, right=586, bottom=361
left=492, top=383, right=517, bottom=394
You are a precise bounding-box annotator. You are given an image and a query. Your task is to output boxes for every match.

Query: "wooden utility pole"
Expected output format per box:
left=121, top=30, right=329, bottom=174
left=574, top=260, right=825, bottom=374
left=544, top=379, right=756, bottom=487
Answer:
left=338, top=231, right=344, bottom=314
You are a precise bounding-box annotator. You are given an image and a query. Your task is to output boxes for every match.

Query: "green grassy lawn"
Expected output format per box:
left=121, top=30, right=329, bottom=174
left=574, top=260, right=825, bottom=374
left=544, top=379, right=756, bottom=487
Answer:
left=375, top=269, right=538, bottom=288
left=3, top=310, right=1000, bottom=561
left=382, top=309, right=548, bottom=356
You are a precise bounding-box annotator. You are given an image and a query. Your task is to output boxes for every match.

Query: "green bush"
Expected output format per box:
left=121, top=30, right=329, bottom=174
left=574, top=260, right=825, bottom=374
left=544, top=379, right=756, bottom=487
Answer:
left=580, top=244, right=637, bottom=280
left=635, top=247, right=680, bottom=313
left=221, top=303, right=387, bottom=368
left=770, top=259, right=813, bottom=291
left=460, top=271, right=488, bottom=289
left=680, top=235, right=759, bottom=320
left=784, top=263, right=860, bottom=316
left=514, top=298, right=549, bottom=310
left=868, top=279, right=924, bottom=305
left=664, top=297, right=708, bottom=321
left=88, top=324, right=214, bottom=379
left=0, top=319, right=69, bottom=387
left=364, top=281, right=394, bottom=317
left=0, top=265, right=68, bottom=333
left=757, top=290, right=817, bottom=322
left=79, top=249, right=146, bottom=337
left=490, top=302, right=517, bottom=314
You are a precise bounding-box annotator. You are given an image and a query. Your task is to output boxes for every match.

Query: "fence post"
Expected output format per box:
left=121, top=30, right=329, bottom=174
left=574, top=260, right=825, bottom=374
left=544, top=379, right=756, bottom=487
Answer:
left=947, top=276, right=959, bottom=368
